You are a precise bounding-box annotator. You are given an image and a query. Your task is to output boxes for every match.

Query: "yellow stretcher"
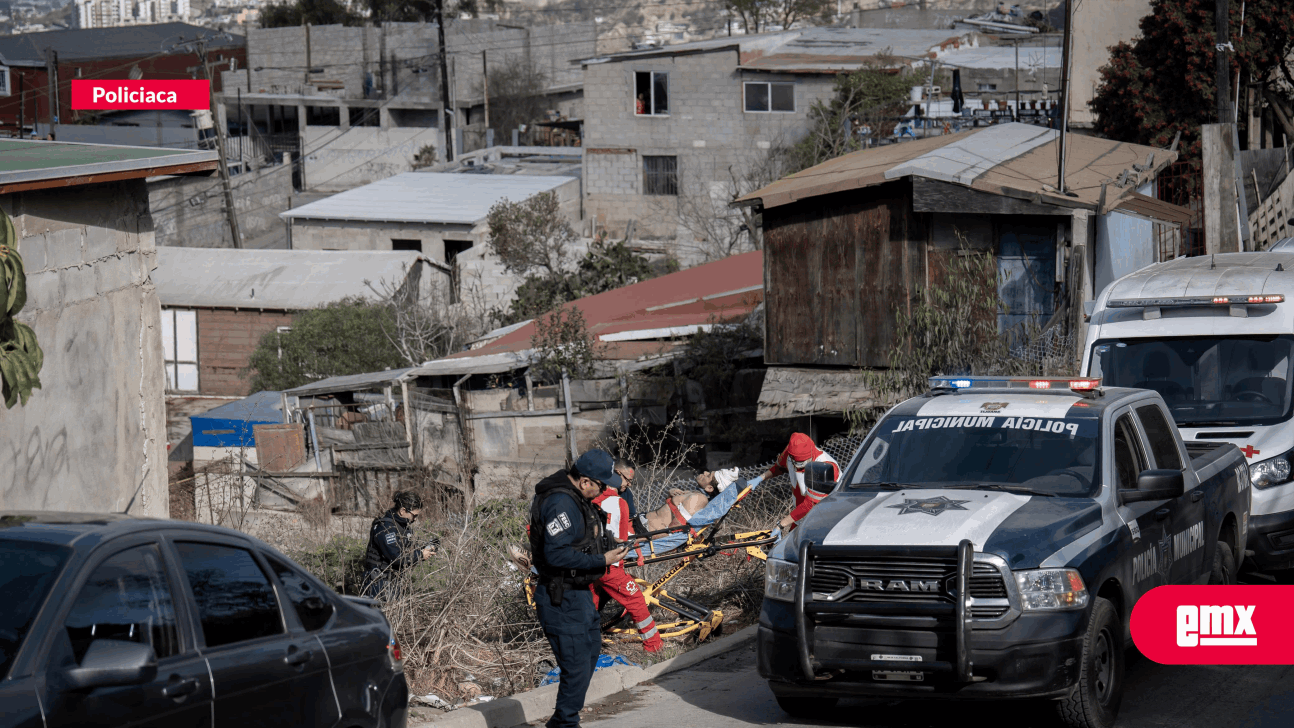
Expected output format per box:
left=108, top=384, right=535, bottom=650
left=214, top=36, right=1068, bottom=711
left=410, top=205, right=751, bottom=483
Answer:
left=524, top=483, right=777, bottom=644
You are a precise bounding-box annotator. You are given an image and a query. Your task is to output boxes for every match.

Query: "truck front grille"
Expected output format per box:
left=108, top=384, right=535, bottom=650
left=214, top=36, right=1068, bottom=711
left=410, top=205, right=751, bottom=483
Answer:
left=809, top=556, right=1008, bottom=607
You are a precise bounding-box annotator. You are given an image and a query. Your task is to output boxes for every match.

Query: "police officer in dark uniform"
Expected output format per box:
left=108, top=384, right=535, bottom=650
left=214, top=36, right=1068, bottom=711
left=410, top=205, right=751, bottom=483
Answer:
left=363, top=490, right=436, bottom=600
left=529, top=449, right=629, bottom=728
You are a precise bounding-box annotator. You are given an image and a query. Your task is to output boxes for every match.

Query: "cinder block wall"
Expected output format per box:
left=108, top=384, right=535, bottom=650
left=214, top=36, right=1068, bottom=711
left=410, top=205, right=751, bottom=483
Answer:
left=582, top=50, right=834, bottom=238
left=1, top=180, right=168, bottom=517
left=149, top=162, right=294, bottom=249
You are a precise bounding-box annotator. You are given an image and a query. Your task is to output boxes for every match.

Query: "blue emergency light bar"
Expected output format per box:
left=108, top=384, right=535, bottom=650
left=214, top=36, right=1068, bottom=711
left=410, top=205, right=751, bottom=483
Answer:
left=928, top=376, right=1102, bottom=393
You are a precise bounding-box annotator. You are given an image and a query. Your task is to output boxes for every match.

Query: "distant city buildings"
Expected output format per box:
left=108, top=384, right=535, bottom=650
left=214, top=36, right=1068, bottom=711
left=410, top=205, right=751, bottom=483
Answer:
left=73, top=0, right=191, bottom=29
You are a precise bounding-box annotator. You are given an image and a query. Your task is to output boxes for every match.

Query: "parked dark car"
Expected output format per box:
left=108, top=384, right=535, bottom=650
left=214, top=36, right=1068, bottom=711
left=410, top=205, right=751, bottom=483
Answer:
left=0, top=512, right=408, bottom=728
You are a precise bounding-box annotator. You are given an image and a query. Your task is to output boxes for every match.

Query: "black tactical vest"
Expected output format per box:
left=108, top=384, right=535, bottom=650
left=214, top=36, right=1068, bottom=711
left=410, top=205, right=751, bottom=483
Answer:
left=528, top=473, right=610, bottom=588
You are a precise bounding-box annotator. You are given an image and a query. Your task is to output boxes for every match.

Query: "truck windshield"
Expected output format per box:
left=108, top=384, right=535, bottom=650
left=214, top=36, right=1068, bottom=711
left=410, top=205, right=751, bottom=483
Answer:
left=848, top=414, right=1101, bottom=497
left=1090, top=336, right=1294, bottom=426
left=1, top=539, right=71, bottom=679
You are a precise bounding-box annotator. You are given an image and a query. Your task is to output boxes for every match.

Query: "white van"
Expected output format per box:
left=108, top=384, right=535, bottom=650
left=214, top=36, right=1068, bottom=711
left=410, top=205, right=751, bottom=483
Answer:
left=1082, top=251, right=1294, bottom=574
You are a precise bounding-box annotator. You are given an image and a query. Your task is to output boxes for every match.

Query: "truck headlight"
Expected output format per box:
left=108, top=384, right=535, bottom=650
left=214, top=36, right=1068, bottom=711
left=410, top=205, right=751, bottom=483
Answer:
left=764, top=558, right=799, bottom=602
left=1014, top=568, right=1088, bottom=611
left=1250, top=453, right=1292, bottom=489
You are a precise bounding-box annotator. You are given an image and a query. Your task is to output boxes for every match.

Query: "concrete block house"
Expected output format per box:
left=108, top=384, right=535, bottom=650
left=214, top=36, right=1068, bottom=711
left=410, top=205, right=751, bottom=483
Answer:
left=0, top=140, right=221, bottom=516
left=579, top=27, right=980, bottom=239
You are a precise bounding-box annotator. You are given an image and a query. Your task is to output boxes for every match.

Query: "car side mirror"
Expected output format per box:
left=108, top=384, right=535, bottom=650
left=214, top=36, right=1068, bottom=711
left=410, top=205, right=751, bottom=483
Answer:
left=1119, top=469, right=1185, bottom=504
left=63, top=639, right=157, bottom=690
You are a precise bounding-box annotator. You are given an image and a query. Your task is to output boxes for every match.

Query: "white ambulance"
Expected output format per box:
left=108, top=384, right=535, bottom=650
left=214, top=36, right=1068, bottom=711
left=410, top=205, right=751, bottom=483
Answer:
left=1082, top=251, right=1294, bottom=574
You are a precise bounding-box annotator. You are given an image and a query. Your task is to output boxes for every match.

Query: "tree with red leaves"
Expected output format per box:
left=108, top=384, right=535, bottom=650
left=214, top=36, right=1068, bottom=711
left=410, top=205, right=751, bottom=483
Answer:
left=1091, top=0, right=1294, bottom=166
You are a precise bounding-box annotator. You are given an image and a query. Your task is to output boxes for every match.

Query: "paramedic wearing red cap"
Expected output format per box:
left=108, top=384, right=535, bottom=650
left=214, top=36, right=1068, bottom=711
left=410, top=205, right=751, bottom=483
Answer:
left=760, top=433, right=840, bottom=531
left=589, top=488, right=663, bottom=652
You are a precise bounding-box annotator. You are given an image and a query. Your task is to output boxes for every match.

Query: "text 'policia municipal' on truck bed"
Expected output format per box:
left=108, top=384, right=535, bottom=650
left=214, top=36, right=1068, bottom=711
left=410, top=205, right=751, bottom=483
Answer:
left=1083, top=251, right=1294, bottom=574
left=757, top=377, right=1250, bottom=728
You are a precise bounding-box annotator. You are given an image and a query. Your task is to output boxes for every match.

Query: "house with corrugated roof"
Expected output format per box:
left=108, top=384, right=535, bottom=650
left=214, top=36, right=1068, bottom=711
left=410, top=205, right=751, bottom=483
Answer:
left=274, top=251, right=779, bottom=500
left=149, top=247, right=442, bottom=448
left=279, top=170, right=582, bottom=312
left=581, top=26, right=1065, bottom=240
left=733, top=122, right=1195, bottom=426
left=1, top=139, right=220, bottom=518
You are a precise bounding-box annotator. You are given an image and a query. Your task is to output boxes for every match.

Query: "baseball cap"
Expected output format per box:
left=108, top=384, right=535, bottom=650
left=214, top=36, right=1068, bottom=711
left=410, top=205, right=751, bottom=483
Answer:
left=573, top=449, right=622, bottom=490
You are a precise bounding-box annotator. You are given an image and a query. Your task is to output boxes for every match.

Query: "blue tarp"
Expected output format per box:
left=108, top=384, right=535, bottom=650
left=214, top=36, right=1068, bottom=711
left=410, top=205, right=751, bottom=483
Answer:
left=539, top=655, right=638, bottom=686
left=190, top=391, right=284, bottom=448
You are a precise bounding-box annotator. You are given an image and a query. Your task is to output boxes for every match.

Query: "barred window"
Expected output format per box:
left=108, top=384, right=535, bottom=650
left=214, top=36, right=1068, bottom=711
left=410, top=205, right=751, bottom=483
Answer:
left=643, top=156, right=678, bottom=196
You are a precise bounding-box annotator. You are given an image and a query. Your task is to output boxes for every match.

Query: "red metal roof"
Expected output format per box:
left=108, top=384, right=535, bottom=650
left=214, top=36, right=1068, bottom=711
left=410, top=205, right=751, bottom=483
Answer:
left=452, top=251, right=764, bottom=361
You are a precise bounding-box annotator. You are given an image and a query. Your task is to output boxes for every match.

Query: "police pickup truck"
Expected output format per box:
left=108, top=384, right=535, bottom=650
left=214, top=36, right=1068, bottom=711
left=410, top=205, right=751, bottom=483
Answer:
left=757, top=377, right=1250, bottom=728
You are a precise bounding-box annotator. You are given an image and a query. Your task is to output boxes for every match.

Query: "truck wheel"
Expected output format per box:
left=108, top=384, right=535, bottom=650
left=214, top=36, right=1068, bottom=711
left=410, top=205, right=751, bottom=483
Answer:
left=1057, top=597, right=1124, bottom=728
left=1209, top=541, right=1236, bottom=585
left=775, top=695, right=838, bottom=718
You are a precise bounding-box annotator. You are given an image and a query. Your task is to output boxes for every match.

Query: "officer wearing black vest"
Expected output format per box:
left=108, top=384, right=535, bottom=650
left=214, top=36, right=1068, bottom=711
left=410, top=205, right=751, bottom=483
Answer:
left=529, top=449, right=629, bottom=728
left=362, top=490, right=436, bottom=600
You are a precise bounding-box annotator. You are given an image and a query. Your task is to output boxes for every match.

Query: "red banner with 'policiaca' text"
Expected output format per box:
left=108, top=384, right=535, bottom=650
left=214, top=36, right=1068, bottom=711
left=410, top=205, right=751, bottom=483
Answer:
left=1130, top=585, right=1294, bottom=664
left=71, top=80, right=210, bottom=110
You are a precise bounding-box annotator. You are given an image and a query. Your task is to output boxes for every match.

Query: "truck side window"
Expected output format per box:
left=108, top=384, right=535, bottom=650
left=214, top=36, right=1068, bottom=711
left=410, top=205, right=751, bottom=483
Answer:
left=1113, top=414, right=1148, bottom=490
left=1135, top=405, right=1183, bottom=470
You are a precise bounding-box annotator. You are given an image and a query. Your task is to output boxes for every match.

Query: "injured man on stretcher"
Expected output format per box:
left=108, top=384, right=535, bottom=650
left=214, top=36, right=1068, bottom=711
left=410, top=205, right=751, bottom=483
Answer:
left=632, top=467, right=766, bottom=554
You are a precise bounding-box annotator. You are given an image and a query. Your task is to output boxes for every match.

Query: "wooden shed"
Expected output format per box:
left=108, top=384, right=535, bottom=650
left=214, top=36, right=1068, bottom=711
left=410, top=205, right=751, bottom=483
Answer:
left=735, top=123, right=1194, bottom=419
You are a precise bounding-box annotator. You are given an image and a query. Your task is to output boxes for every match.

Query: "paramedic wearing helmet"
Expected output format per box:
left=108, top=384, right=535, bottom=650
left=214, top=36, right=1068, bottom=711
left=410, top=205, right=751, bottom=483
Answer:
left=759, top=433, right=841, bottom=531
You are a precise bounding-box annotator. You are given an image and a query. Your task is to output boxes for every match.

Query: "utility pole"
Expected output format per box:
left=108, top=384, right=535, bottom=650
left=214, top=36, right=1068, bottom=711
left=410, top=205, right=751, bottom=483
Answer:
left=1216, top=0, right=1232, bottom=123
left=435, top=0, right=454, bottom=161
left=180, top=35, right=243, bottom=249
left=1057, top=0, right=1073, bottom=194
left=44, top=48, right=57, bottom=139
left=1014, top=38, right=1020, bottom=115
left=481, top=50, right=489, bottom=131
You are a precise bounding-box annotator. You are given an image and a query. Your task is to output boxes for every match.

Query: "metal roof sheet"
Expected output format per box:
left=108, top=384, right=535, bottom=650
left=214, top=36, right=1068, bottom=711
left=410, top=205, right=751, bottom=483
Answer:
left=285, top=368, right=418, bottom=397
left=884, top=123, right=1055, bottom=185
left=153, top=248, right=428, bottom=310
left=415, top=253, right=764, bottom=377
left=587, top=27, right=977, bottom=71
left=0, top=139, right=217, bottom=190
left=738, top=123, right=1177, bottom=213
left=0, top=23, right=243, bottom=63
left=280, top=173, right=576, bottom=225
left=932, top=43, right=1062, bottom=70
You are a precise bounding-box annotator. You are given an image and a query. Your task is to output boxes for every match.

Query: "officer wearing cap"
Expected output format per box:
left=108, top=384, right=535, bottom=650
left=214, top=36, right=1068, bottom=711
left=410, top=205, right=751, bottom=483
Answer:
left=529, top=449, right=629, bottom=728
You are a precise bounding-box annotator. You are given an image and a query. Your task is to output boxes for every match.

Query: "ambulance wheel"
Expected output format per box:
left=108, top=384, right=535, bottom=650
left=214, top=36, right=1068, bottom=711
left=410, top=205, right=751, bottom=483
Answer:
left=1057, top=597, right=1123, bottom=728
left=1209, top=541, right=1236, bottom=585
left=775, top=695, right=837, bottom=718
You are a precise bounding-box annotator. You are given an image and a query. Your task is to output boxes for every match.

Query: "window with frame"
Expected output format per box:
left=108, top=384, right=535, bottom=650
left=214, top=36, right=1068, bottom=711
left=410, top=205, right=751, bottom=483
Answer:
left=744, top=82, right=794, bottom=113
left=1135, top=405, right=1184, bottom=471
left=174, top=542, right=284, bottom=649
left=161, top=308, right=198, bottom=392
left=643, top=155, right=678, bottom=196
left=63, top=545, right=181, bottom=664
left=634, top=71, right=669, bottom=116
left=1113, top=413, right=1148, bottom=490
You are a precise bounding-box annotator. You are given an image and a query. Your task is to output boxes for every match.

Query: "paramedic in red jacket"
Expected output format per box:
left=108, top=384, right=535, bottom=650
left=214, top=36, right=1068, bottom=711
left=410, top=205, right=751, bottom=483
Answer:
left=589, top=487, right=663, bottom=652
left=760, top=432, right=840, bottom=531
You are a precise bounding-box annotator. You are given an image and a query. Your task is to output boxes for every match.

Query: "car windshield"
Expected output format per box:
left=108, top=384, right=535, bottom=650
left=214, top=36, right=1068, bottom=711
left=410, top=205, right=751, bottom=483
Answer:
left=1090, top=336, right=1294, bottom=426
left=847, top=413, right=1101, bottom=497
left=0, top=539, right=72, bottom=679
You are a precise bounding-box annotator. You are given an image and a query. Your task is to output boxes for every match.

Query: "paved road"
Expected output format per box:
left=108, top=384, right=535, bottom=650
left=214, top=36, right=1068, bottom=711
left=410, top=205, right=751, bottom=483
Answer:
left=579, top=568, right=1294, bottom=728
left=579, top=640, right=1294, bottom=728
